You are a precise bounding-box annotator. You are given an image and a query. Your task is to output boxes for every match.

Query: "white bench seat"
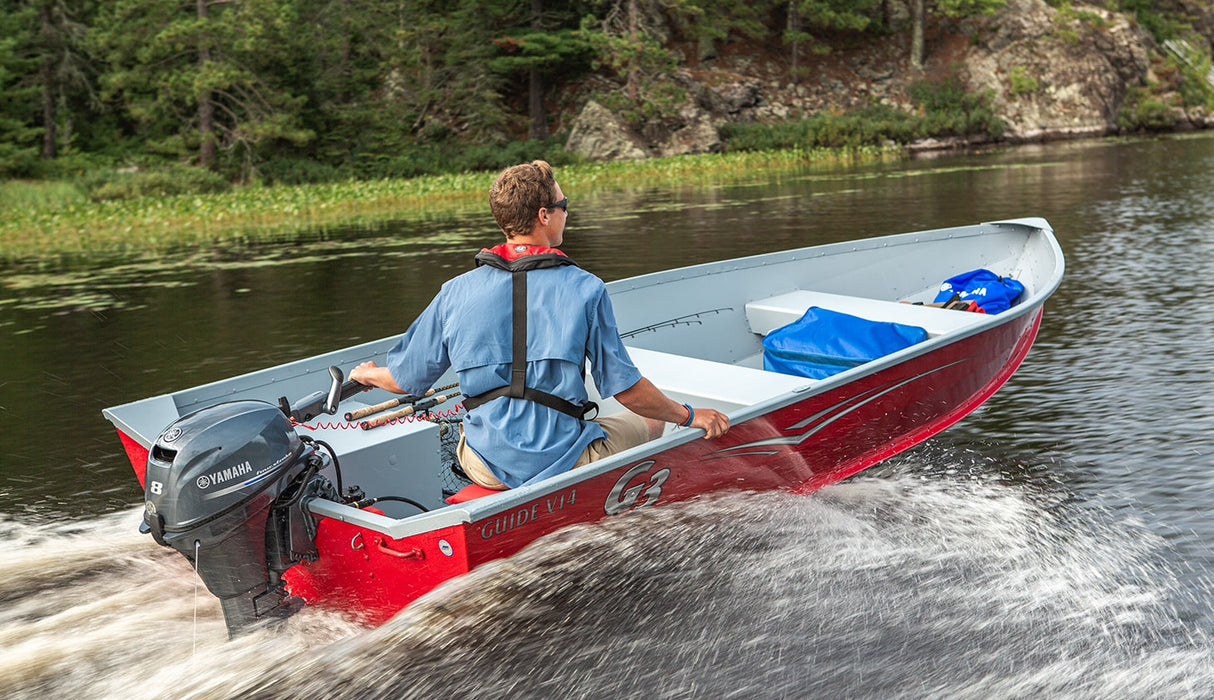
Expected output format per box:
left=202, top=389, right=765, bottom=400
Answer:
left=625, top=346, right=813, bottom=408
left=745, top=290, right=988, bottom=338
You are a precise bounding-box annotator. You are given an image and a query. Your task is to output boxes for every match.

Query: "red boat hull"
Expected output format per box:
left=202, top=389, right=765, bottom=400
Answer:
left=274, top=308, right=1042, bottom=626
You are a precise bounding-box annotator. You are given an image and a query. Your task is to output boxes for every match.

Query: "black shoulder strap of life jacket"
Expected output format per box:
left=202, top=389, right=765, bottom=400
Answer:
left=461, top=251, right=598, bottom=420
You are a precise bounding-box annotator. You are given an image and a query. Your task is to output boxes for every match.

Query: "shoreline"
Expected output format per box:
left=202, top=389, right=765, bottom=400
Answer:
left=1, top=147, right=894, bottom=268
left=4, top=131, right=1208, bottom=268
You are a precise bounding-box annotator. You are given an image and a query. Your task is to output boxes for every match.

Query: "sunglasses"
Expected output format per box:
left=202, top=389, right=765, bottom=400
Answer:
left=544, top=197, right=568, bottom=212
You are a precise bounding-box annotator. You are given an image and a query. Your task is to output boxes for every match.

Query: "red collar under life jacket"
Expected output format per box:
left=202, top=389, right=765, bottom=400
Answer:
left=474, top=243, right=571, bottom=270
left=461, top=244, right=598, bottom=420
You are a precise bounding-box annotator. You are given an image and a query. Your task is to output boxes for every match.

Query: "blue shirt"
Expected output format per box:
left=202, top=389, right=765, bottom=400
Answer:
left=385, top=262, right=642, bottom=487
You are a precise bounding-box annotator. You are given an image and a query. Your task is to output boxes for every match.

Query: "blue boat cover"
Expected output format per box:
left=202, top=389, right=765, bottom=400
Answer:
left=762, top=307, right=928, bottom=379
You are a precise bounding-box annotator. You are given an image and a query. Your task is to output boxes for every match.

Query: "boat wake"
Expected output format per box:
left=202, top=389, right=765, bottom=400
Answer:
left=2, top=461, right=1211, bottom=699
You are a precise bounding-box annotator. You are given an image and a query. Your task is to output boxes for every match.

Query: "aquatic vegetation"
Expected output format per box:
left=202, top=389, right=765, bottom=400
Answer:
left=0, top=149, right=895, bottom=267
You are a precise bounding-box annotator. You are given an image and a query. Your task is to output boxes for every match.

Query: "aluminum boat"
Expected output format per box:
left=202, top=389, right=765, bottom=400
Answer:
left=103, top=217, right=1065, bottom=635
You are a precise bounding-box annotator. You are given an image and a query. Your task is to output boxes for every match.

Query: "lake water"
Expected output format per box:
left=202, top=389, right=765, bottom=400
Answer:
left=2, top=134, right=1213, bottom=697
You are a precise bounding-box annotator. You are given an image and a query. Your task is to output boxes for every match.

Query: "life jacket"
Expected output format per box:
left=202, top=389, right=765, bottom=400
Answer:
left=460, top=244, right=599, bottom=420
left=931, top=269, right=1025, bottom=314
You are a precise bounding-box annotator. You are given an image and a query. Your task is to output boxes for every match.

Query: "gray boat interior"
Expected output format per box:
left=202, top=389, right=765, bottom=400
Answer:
left=104, top=218, right=1064, bottom=530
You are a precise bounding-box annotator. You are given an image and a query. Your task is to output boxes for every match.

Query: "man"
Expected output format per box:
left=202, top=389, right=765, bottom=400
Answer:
left=350, top=160, right=728, bottom=489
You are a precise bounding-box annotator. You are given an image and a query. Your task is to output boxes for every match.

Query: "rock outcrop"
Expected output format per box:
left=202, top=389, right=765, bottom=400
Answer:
left=960, top=0, right=1155, bottom=140
left=565, top=101, right=648, bottom=161
left=564, top=0, right=1214, bottom=158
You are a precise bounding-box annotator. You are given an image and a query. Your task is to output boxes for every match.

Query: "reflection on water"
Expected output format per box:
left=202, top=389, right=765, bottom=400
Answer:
left=0, top=221, right=497, bottom=314
left=2, top=471, right=1210, bottom=699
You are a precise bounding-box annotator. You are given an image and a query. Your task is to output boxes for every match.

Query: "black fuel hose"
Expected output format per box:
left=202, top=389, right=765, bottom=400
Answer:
left=346, top=495, right=430, bottom=513
left=300, top=436, right=344, bottom=496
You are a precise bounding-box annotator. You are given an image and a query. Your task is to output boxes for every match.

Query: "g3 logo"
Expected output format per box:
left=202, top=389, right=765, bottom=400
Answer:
left=604, top=460, right=670, bottom=516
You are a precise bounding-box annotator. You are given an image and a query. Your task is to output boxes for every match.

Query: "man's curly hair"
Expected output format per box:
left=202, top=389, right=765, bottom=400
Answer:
left=489, top=160, right=559, bottom=238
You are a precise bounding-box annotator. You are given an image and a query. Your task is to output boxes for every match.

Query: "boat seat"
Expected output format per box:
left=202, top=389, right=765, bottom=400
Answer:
left=745, top=290, right=988, bottom=338
left=625, top=346, right=813, bottom=407
left=445, top=483, right=504, bottom=504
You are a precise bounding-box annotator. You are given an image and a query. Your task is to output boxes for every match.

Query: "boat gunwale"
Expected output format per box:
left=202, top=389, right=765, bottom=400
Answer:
left=334, top=306, right=1048, bottom=540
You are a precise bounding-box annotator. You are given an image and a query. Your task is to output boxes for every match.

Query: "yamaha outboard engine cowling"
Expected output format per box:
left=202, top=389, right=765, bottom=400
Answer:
left=142, top=400, right=333, bottom=636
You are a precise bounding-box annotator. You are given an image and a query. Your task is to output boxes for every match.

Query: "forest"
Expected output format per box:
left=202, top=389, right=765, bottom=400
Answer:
left=0, top=0, right=1209, bottom=192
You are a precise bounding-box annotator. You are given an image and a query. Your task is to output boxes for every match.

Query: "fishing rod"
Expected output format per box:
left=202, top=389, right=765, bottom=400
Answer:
left=343, top=382, right=460, bottom=421
left=361, top=390, right=463, bottom=430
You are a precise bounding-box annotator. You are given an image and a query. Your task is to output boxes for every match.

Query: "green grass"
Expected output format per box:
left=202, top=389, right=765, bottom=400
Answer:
left=0, top=171, right=499, bottom=265
left=0, top=180, right=90, bottom=209
left=0, top=147, right=896, bottom=267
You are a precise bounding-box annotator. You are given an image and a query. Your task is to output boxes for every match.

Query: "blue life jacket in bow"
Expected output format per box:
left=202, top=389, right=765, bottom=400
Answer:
left=932, top=268, right=1025, bottom=314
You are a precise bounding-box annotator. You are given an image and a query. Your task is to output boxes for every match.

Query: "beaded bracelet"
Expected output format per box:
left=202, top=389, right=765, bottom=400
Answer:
left=680, top=403, right=695, bottom=427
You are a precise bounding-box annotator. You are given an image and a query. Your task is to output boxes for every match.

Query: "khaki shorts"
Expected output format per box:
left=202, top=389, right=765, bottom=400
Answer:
left=458, top=411, right=651, bottom=490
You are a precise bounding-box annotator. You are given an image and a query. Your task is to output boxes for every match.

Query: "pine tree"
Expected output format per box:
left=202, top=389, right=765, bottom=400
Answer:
left=910, top=0, right=1005, bottom=70
left=273, top=0, right=400, bottom=168
left=576, top=0, right=686, bottom=121
left=91, top=0, right=310, bottom=174
left=784, top=0, right=878, bottom=84
left=33, top=0, right=94, bottom=160
left=386, top=0, right=519, bottom=144
left=487, top=0, right=594, bottom=141
left=0, top=2, right=40, bottom=176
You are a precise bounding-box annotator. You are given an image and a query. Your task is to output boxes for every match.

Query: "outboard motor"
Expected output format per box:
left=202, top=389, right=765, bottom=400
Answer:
left=141, top=400, right=337, bottom=636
